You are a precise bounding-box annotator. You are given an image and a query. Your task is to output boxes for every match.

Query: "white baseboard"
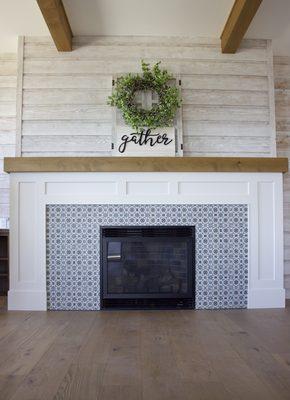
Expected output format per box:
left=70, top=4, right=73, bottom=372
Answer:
left=248, top=288, right=285, bottom=309
left=7, top=288, right=286, bottom=311
left=8, top=290, right=47, bottom=311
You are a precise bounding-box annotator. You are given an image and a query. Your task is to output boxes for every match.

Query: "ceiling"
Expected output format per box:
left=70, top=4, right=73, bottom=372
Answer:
left=245, top=0, right=290, bottom=56
left=62, top=0, right=234, bottom=37
left=0, top=0, right=289, bottom=56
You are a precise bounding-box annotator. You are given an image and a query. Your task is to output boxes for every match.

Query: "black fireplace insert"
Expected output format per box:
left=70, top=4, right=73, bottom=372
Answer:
left=100, top=226, right=195, bottom=309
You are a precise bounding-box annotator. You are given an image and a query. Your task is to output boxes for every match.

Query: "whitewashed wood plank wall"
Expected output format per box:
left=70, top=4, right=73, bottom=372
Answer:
left=0, top=53, right=16, bottom=220
left=18, top=36, right=276, bottom=157
left=274, top=56, right=290, bottom=299
left=3, top=36, right=290, bottom=298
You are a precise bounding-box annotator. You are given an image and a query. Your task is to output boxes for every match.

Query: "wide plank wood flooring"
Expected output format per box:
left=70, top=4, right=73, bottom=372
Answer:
left=1, top=304, right=290, bottom=400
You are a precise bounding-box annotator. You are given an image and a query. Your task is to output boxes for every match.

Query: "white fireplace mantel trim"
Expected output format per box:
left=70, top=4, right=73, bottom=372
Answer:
left=8, top=171, right=285, bottom=310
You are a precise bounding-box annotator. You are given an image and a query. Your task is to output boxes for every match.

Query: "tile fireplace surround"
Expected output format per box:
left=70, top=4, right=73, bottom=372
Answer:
left=46, top=204, right=248, bottom=310
left=4, top=157, right=287, bottom=310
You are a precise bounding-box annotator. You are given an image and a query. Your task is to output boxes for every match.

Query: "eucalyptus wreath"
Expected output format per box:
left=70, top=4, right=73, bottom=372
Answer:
left=108, top=61, right=181, bottom=131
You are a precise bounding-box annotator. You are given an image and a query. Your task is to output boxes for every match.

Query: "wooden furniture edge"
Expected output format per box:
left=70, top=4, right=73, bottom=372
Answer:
left=3, top=157, right=289, bottom=173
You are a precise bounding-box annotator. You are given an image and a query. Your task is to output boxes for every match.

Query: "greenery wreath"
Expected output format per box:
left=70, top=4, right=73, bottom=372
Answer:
left=108, top=61, right=181, bottom=131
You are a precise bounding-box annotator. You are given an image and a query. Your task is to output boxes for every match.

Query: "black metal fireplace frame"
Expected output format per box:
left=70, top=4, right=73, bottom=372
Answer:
left=100, top=226, right=195, bottom=309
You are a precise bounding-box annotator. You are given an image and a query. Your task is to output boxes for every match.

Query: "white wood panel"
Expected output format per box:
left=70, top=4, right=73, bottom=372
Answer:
left=0, top=132, right=16, bottom=144
left=178, top=181, right=249, bottom=196
left=182, top=89, right=269, bottom=107
left=184, top=136, right=270, bottom=155
left=22, top=135, right=111, bottom=152
left=258, top=182, right=275, bottom=280
left=23, top=75, right=112, bottom=89
left=0, top=53, right=16, bottom=220
left=183, top=121, right=271, bottom=137
left=0, top=204, right=9, bottom=216
left=25, top=35, right=267, bottom=48
left=23, top=89, right=111, bottom=105
left=0, top=54, right=16, bottom=60
left=7, top=171, right=285, bottom=310
left=22, top=105, right=112, bottom=121
left=182, top=105, right=269, bottom=122
left=126, top=181, right=170, bottom=195
left=18, top=182, right=37, bottom=282
left=0, top=88, right=16, bottom=102
left=24, top=60, right=269, bottom=76
left=24, top=36, right=267, bottom=50
left=274, top=56, right=290, bottom=298
left=23, top=44, right=267, bottom=63
left=23, top=88, right=270, bottom=107
left=19, top=36, right=275, bottom=159
left=0, top=117, right=16, bottom=132
left=23, top=59, right=268, bottom=77
left=0, top=76, right=17, bottom=88
left=0, top=144, right=16, bottom=157
left=274, top=78, right=290, bottom=91
left=0, top=188, right=9, bottom=204
left=45, top=181, right=118, bottom=195
left=15, top=37, right=24, bottom=157
left=0, top=103, right=16, bottom=117
left=0, top=61, right=17, bottom=75
left=21, top=151, right=111, bottom=157
left=22, top=121, right=112, bottom=136
left=182, top=75, right=268, bottom=91
left=0, top=175, right=9, bottom=189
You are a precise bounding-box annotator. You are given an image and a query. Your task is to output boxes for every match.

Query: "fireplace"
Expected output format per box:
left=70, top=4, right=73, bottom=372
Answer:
left=100, top=226, right=195, bottom=309
left=5, top=168, right=285, bottom=311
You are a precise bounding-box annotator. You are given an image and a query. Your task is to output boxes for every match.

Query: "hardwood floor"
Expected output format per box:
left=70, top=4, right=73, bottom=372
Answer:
left=0, top=306, right=290, bottom=400
left=0, top=296, right=6, bottom=311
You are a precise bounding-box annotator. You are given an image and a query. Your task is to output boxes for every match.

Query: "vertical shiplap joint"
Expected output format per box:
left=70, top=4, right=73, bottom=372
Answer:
left=266, top=40, right=277, bottom=157
left=15, top=36, right=24, bottom=157
left=175, top=74, right=183, bottom=156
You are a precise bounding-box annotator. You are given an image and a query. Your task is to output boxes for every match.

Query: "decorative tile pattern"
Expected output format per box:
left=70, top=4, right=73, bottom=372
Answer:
left=46, top=204, right=248, bottom=310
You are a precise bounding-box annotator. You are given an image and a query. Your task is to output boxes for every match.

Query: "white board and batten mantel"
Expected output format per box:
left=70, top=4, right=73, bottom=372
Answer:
left=7, top=167, right=285, bottom=310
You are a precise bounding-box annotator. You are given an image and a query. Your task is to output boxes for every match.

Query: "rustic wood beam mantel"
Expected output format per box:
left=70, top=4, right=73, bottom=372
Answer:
left=36, top=0, right=72, bottom=51
left=4, top=157, right=288, bottom=173
left=221, top=0, right=263, bottom=53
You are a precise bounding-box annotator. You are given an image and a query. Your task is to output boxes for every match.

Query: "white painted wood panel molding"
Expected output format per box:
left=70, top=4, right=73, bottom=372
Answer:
left=8, top=171, right=285, bottom=310
left=274, top=56, right=290, bottom=299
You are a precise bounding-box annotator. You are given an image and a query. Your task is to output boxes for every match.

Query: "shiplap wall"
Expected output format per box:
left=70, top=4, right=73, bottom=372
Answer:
left=18, top=36, right=276, bottom=157
left=0, top=53, right=16, bottom=220
left=274, top=56, right=290, bottom=299
left=2, top=36, right=289, bottom=297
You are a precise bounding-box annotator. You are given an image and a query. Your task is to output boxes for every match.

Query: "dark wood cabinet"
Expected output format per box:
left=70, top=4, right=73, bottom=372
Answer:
left=0, top=230, right=9, bottom=295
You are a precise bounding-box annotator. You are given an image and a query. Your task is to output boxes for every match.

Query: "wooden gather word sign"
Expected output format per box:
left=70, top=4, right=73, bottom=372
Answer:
left=114, top=126, right=176, bottom=156
left=118, top=129, right=173, bottom=153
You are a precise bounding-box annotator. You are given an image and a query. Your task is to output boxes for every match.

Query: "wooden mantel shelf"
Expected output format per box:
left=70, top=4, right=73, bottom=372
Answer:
left=4, top=157, right=288, bottom=173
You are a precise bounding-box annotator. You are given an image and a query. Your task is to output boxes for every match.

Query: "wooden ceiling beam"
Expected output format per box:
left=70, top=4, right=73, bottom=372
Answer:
left=221, top=0, right=263, bottom=53
left=36, top=0, right=72, bottom=51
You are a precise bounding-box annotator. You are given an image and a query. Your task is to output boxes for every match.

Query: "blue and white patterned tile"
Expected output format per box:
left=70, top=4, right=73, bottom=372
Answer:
left=46, top=204, right=248, bottom=310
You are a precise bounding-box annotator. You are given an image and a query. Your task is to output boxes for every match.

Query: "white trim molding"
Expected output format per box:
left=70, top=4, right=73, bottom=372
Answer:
left=8, top=171, right=285, bottom=310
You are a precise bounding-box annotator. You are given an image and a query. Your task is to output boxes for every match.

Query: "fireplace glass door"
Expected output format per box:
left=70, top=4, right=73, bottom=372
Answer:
left=101, top=226, right=195, bottom=309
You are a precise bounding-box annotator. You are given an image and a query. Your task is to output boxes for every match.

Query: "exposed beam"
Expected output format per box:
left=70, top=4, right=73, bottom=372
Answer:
left=221, top=0, right=263, bottom=53
left=36, top=0, right=72, bottom=51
